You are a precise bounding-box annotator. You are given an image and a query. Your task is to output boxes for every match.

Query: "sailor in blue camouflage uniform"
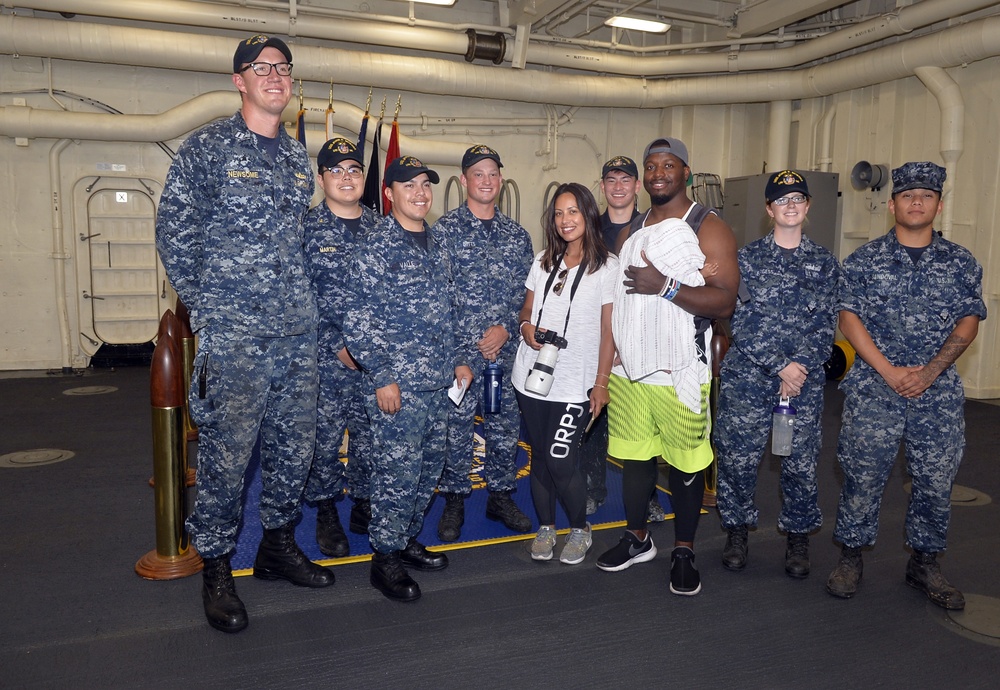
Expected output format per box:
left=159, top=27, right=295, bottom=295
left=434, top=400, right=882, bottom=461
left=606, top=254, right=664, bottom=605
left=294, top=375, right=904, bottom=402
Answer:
left=343, top=156, right=474, bottom=602
left=715, top=171, right=842, bottom=579
left=302, top=137, right=380, bottom=558
left=434, top=145, right=535, bottom=542
left=826, top=162, right=985, bottom=610
left=155, top=35, right=334, bottom=634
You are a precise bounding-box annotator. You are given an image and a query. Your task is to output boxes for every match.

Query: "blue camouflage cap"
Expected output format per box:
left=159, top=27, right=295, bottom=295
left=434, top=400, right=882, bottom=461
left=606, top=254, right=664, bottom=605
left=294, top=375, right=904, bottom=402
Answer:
left=891, top=161, right=946, bottom=195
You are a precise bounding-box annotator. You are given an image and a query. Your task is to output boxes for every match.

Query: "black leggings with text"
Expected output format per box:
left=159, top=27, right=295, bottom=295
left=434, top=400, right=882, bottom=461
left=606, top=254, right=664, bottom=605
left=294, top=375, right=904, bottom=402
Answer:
left=515, top=392, right=589, bottom=530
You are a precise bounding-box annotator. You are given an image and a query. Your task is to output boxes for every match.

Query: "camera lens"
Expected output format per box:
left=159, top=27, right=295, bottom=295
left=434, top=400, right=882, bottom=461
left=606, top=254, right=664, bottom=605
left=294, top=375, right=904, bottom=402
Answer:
left=524, top=343, right=559, bottom=396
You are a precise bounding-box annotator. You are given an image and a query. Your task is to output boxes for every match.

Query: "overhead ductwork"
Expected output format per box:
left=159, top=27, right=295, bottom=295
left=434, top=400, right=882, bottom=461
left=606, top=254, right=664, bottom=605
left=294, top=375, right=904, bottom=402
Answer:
left=5, top=0, right=1000, bottom=77
left=4, top=13, right=1000, bottom=109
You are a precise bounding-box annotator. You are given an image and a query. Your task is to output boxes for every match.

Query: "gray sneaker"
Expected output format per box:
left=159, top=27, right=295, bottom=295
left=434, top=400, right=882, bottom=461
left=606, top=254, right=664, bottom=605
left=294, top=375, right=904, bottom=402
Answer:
left=530, top=526, right=558, bottom=561
left=559, top=524, right=593, bottom=565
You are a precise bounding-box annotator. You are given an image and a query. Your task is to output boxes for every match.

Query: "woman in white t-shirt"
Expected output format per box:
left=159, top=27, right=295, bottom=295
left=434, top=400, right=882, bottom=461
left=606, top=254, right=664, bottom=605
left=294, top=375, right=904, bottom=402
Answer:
left=512, top=182, right=618, bottom=565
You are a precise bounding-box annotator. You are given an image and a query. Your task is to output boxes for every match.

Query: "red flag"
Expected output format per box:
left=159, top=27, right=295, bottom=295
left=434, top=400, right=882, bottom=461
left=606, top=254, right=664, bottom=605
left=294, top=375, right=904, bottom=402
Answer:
left=382, top=118, right=400, bottom=216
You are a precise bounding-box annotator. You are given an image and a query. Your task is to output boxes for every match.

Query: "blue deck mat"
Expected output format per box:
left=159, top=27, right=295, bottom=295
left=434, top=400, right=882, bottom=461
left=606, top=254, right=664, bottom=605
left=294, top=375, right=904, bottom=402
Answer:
left=227, top=426, right=673, bottom=572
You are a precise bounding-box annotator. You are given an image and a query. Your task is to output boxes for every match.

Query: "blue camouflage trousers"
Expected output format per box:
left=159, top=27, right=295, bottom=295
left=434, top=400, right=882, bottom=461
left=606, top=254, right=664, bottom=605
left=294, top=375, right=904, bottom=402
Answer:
left=186, top=327, right=318, bottom=558
left=304, top=348, right=372, bottom=503
left=833, top=368, right=965, bottom=553
left=366, top=387, right=449, bottom=553
left=715, top=352, right=825, bottom=534
left=439, top=368, right=521, bottom=494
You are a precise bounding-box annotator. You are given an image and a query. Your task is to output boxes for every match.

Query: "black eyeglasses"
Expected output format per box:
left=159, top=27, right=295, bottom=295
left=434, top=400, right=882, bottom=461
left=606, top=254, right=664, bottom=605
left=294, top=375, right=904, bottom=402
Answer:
left=772, top=195, right=808, bottom=206
left=240, top=62, right=293, bottom=77
left=552, top=268, right=569, bottom=296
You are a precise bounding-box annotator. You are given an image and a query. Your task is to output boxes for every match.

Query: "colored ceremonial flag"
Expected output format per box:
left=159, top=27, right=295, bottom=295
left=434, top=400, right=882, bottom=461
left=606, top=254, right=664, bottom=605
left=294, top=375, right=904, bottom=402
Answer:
left=361, top=118, right=383, bottom=214
left=382, top=118, right=400, bottom=216
left=356, top=112, right=369, bottom=162
left=295, top=107, right=306, bottom=147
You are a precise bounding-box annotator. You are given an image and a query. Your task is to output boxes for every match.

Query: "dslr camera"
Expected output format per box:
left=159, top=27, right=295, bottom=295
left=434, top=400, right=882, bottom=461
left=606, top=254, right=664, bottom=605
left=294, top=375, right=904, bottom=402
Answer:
left=524, top=329, right=568, bottom=396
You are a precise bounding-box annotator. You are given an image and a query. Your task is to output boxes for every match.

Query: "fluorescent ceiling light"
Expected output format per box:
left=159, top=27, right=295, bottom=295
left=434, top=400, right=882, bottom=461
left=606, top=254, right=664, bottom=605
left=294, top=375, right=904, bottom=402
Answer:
left=403, top=0, right=457, bottom=6
left=604, top=16, right=671, bottom=33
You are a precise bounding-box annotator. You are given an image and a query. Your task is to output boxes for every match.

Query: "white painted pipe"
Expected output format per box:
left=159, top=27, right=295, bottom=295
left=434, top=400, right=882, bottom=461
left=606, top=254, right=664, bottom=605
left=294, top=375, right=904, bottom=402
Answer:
left=0, top=92, right=472, bottom=164
left=817, top=102, right=838, bottom=172
left=914, top=65, right=965, bottom=239
left=767, top=101, right=792, bottom=172
left=3, top=14, right=1000, bottom=109
left=8, top=0, right=1000, bottom=77
left=48, top=138, right=74, bottom=372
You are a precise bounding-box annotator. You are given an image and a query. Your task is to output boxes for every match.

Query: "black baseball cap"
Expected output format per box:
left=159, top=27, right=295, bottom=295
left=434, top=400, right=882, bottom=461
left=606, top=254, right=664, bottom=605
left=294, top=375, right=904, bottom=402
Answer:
left=765, top=170, right=810, bottom=203
left=462, top=144, right=503, bottom=170
left=602, top=156, right=639, bottom=179
left=318, top=138, right=363, bottom=171
left=384, top=156, right=441, bottom=186
left=233, top=34, right=293, bottom=74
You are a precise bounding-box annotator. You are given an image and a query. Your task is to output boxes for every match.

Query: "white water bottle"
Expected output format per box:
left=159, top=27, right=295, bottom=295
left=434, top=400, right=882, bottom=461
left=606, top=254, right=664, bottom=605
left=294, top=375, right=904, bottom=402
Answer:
left=771, top=396, right=796, bottom=457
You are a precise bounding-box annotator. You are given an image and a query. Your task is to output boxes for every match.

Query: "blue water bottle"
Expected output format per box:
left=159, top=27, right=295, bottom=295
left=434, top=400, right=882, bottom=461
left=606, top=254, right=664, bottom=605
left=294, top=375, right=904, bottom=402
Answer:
left=483, top=361, right=503, bottom=414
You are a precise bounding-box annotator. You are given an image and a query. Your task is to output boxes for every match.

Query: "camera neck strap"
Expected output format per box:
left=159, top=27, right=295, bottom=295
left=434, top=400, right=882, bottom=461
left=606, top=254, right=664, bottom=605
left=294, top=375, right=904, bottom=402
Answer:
left=535, top=253, right=588, bottom=337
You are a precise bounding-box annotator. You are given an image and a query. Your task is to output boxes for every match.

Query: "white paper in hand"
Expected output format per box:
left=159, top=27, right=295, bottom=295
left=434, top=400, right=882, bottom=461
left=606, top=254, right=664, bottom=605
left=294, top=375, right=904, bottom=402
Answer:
left=448, top=378, right=468, bottom=406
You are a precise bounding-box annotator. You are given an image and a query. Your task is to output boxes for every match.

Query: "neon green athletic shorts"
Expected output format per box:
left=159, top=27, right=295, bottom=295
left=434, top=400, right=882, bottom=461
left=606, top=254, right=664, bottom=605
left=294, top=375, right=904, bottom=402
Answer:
left=607, top=373, right=713, bottom=473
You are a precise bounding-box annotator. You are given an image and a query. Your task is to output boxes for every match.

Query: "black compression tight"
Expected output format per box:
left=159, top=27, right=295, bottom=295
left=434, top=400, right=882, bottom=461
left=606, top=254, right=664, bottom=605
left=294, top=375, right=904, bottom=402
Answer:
left=622, top=459, right=658, bottom=531
left=669, top=466, right=705, bottom=543
left=622, top=459, right=705, bottom=542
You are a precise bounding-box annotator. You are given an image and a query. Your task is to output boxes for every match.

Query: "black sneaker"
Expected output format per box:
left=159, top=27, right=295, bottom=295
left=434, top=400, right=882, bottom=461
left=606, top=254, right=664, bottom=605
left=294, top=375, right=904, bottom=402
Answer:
left=596, top=531, right=657, bottom=572
left=669, top=546, right=702, bottom=596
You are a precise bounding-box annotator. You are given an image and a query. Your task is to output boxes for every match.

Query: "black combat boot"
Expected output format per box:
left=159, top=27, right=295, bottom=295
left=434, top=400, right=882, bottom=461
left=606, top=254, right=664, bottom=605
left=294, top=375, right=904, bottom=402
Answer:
left=349, top=497, right=371, bottom=535
left=201, top=554, right=248, bottom=633
left=485, top=490, right=532, bottom=533
left=437, top=492, right=465, bottom=542
left=253, top=523, right=335, bottom=587
left=722, top=525, right=749, bottom=571
left=785, top=533, right=810, bottom=578
left=400, top=537, right=449, bottom=571
left=906, top=551, right=966, bottom=610
left=826, top=545, right=863, bottom=599
left=371, top=550, right=421, bottom=602
left=315, top=499, right=350, bottom=558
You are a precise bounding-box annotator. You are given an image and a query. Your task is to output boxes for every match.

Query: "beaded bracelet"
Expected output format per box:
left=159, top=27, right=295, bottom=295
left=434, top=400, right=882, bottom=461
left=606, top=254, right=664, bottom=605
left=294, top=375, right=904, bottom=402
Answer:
left=663, top=280, right=681, bottom=301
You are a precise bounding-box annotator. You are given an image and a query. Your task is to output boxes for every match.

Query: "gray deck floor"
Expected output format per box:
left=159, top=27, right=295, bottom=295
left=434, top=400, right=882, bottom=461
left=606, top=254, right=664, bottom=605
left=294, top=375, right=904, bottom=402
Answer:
left=2, top=366, right=999, bottom=688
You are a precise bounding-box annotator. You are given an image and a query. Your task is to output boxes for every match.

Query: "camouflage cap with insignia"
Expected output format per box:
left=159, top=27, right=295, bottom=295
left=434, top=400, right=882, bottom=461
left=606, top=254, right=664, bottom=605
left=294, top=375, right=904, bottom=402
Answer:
left=461, top=144, right=503, bottom=170
left=318, top=137, right=363, bottom=171
left=891, top=161, right=946, bottom=195
left=384, top=155, right=441, bottom=185
left=233, top=34, right=292, bottom=73
left=601, top=155, right=638, bottom=179
left=765, top=170, right=810, bottom=203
